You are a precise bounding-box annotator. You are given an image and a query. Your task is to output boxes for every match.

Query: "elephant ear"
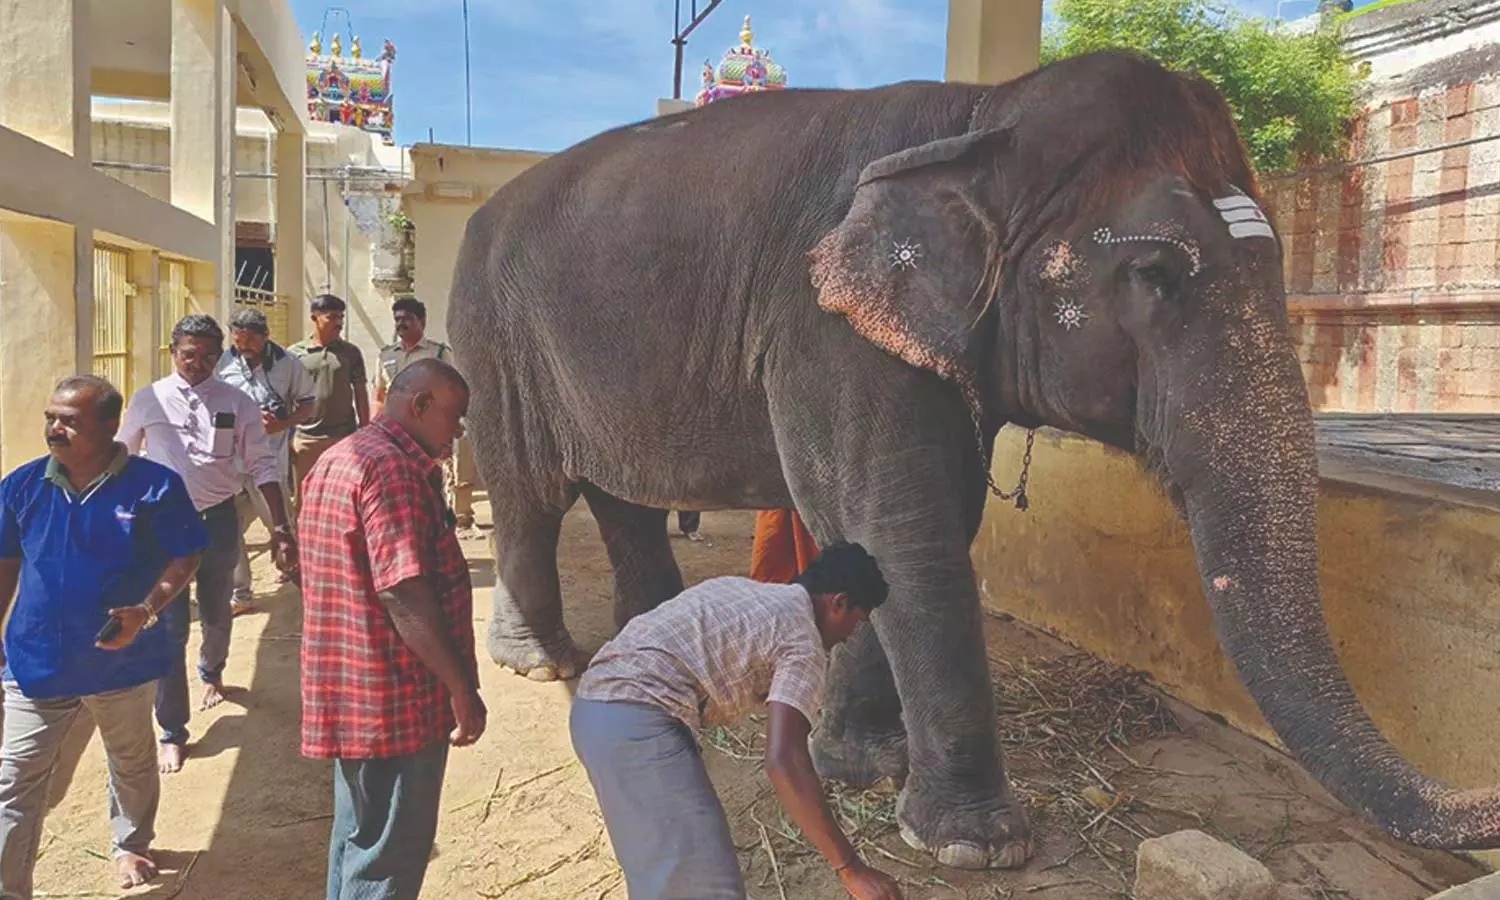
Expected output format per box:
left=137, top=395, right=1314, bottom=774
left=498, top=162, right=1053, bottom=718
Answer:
left=810, top=128, right=1011, bottom=416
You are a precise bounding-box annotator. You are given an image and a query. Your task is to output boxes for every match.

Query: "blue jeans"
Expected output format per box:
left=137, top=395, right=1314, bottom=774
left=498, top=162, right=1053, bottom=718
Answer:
left=570, top=699, right=746, bottom=899
left=156, top=497, right=240, bottom=746
left=326, top=741, right=449, bottom=900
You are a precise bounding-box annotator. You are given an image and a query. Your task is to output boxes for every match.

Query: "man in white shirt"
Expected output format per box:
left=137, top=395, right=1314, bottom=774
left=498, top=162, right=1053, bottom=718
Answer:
left=119, top=314, right=299, bottom=773
left=217, top=309, right=315, bottom=612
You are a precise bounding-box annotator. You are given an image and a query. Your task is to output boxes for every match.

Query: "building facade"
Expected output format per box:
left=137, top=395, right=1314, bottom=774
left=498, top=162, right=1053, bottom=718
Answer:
left=0, top=0, right=308, bottom=471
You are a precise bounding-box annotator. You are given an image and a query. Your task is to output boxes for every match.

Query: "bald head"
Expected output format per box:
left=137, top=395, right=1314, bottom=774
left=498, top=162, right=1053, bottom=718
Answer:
left=387, top=358, right=469, bottom=402
left=384, top=358, right=470, bottom=460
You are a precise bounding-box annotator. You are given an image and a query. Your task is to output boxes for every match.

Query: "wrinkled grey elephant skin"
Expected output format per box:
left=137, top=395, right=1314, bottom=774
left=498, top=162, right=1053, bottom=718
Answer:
left=448, top=49, right=1500, bottom=867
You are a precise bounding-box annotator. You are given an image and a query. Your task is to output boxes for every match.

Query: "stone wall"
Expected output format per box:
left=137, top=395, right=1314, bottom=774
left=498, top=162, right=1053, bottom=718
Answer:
left=1263, top=0, right=1500, bottom=413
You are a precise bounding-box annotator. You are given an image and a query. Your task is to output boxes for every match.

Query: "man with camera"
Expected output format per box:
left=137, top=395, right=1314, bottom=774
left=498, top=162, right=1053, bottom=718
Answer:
left=219, top=309, right=315, bottom=614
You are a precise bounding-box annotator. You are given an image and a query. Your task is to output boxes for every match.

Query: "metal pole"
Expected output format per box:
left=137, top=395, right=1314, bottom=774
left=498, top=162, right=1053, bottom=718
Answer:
left=462, top=0, right=473, bottom=145
left=673, top=38, right=686, bottom=100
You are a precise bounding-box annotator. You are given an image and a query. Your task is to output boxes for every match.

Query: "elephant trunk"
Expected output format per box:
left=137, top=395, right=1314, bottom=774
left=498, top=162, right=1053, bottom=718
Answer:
left=1171, top=333, right=1500, bottom=850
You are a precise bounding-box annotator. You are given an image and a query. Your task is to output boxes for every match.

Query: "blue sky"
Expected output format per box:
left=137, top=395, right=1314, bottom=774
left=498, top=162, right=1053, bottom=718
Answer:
left=290, top=0, right=1373, bottom=153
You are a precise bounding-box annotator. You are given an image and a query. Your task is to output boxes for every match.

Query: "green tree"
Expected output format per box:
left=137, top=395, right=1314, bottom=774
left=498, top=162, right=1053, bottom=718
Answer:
left=1041, top=0, right=1365, bottom=174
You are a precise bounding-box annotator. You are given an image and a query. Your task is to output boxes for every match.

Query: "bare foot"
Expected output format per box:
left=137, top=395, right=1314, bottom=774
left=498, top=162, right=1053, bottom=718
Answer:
left=200, top=681, right=228, bottom=710
left=158, top=743, right=185, bottom=774
left=230, top=598, right=256, bottom=616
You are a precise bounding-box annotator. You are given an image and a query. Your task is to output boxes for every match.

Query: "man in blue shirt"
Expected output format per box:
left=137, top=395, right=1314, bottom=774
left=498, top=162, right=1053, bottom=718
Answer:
left=0, top=375, right=207, bottom=898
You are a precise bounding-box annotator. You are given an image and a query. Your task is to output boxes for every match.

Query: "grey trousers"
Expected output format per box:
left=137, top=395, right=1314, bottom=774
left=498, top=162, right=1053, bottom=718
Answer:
left=326, top=741, right=449, bottom=900
left=0, top=681, right=159, bottom=900
left=570, top=699, right=746, bottom=899
left=157, top=497, right=241, bottom=745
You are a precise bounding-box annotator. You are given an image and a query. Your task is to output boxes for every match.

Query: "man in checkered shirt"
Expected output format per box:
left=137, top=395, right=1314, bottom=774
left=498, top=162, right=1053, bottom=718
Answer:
left=298, top=359, right=484, bottom=900
left=573, top=541, right=904, bottom=899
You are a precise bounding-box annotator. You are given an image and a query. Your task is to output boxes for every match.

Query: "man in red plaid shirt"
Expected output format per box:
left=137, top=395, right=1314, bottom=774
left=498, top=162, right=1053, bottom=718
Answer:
left=297, top=359, right=486, bottom=900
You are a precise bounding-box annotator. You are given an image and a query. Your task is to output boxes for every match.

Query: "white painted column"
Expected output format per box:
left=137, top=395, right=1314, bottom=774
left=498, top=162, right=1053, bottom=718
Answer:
left=170, top=0, right=236, bottom=322
left=275, top=128, right=307, bottom=342
left=945, top=0, right=1043, bottom=85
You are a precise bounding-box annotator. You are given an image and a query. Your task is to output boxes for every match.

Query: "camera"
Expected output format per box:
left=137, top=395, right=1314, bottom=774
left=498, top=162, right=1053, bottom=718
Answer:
left=261, top=395, right=291, bottom=421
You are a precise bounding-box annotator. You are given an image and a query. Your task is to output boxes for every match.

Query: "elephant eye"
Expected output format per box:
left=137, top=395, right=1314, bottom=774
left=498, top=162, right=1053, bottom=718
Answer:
left=1133, top=264, right=1172, bottom=289
left=1128, top=250, right=1179, bottom=295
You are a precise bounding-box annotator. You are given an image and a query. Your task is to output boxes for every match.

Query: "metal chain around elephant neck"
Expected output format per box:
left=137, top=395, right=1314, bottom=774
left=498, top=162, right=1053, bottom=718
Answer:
left=972, top=407, right=1036, bottom=512
left=964, top=88, right=1036, bottom=511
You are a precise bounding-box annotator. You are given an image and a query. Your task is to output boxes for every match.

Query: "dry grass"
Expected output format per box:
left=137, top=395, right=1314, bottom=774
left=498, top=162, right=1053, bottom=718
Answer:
left=719, top=652, right=1178, bottom=895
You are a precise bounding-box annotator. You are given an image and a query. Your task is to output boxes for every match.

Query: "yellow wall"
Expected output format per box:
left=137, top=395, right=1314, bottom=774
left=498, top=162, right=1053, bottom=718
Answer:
left=404, top=145, right=549, bottom=344
left=974, top=428, right=1500, bottom=809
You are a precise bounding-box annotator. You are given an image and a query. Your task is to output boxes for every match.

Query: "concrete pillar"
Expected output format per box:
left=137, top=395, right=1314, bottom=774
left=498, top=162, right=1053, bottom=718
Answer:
left=170, top=0, right=236, bottom=323
left=945, top=0, right=1043, bottom=85
left=275, top=128, right=306, bottom=342
left=0, top=219, right=84, bottom=471
left=0, top=0, right=89, bottom=155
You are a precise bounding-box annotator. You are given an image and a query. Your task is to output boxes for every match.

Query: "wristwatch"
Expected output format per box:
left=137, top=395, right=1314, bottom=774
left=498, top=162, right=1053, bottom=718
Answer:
left=137, top=602, right=159, bottom=630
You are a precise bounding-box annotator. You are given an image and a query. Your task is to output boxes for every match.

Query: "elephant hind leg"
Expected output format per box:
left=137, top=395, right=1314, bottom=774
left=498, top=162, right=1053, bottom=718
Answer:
left=580, top=484, right=686, bottom=630
left=487, top=494, right=584, bottom=682
left=813, top=623, right=909, bottom=790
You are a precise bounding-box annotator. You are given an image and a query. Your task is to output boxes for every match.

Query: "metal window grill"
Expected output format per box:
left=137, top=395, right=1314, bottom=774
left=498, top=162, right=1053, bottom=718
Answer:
left=91, top=245, right=134, bottom=395
left=232, top=284, right=291, bottom=346
left=158, top=259, right=200, bottom=378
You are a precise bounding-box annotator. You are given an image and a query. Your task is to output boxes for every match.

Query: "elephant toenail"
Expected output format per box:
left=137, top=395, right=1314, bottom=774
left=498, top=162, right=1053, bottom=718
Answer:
left=936, top=841, right=989, bottom=869
left=899, top=824, right=926, bottom=853
left=525, top=665, right=559, bottom=682
left=994, top=840, right=1033, bottom=870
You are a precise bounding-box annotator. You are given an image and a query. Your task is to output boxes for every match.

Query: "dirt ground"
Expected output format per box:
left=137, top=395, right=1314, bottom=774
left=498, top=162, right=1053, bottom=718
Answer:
left=23, top=501, right=1488, bottom=899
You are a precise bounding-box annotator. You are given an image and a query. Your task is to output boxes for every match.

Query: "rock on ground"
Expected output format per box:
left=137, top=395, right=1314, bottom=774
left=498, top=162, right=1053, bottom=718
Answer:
left=1135, top=829, right=1275, bottom=900
left=1427, top=873, right=1500, bottom=899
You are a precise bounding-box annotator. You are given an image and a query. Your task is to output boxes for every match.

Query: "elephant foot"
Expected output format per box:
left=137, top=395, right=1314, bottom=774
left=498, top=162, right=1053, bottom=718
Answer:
left=895, top=775, right=1033, bottom=870
left=811, top=727, right=909, bottom=790
left=486, top=623, right=582, bottom=682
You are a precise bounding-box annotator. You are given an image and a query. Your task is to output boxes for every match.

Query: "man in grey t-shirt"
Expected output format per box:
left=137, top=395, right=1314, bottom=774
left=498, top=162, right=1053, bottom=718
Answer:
left=218, top=310, right=314, bottom=611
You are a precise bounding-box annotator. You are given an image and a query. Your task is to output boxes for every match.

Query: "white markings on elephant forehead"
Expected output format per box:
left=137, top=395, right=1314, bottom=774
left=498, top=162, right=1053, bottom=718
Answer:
left=1092, top=226, right=1204, bottom=277
left=889, top=239, right=923, bottom=270
left=1213, top=190, right=1276, bottom=240
left=1053, top=298, right=1089, bottom=331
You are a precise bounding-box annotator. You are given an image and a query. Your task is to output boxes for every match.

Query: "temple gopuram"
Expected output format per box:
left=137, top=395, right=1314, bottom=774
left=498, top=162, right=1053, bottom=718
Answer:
left=694, top=16, right=787, bottom=107
left=306, top=30, right=396, bottom=145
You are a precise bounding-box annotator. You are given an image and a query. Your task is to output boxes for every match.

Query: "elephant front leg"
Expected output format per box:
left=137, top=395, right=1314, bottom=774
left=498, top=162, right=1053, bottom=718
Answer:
left=813, top=624, right=909, bottom=790
left=875, top=565, right=1032, bottom=870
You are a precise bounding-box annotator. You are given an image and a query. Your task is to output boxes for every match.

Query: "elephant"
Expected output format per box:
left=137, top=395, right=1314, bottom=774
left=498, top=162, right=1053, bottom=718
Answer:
left=447, top=49, right=1500, bottom=868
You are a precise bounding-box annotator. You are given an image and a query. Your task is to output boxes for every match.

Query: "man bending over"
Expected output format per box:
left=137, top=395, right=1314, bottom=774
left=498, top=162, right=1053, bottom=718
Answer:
left=571, top=541, right=903, bottom=899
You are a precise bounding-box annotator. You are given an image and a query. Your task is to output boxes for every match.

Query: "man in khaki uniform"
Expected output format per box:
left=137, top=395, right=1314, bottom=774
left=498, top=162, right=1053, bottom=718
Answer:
left=373, top=297, right=478, bottom=528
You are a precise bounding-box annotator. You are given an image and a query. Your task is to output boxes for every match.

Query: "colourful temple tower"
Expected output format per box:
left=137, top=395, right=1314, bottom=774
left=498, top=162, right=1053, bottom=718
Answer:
left=694, top=16, right=787, bottom=107
left=306, top=29, right=397, bottom=144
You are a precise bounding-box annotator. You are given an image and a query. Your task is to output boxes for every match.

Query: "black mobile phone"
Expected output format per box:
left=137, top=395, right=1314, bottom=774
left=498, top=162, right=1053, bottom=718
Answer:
left=212, top=411, right=236, bottom=429
left=96, top=614, right=124, bottom=644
